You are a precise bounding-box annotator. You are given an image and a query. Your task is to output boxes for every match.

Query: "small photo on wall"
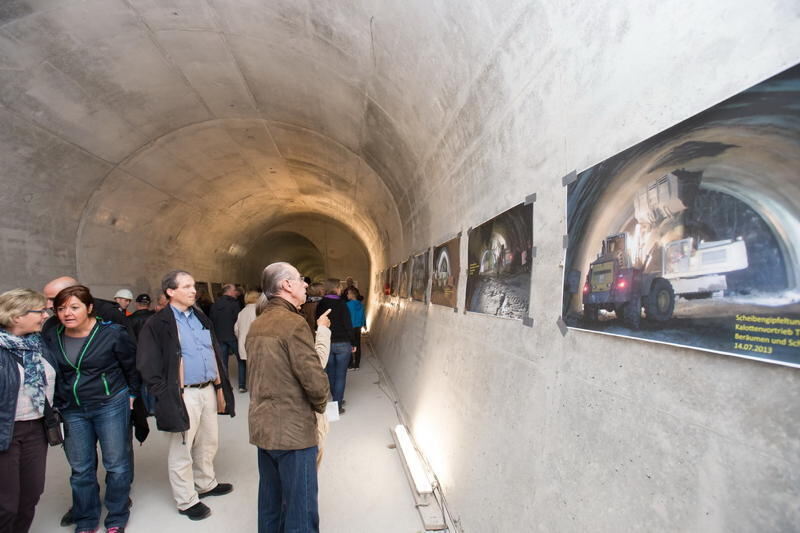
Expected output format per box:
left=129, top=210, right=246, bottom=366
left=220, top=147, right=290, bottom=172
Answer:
left=390, top=265, right=399, bottom=296
left=466, top=202, right=533, bottom=320
left=431, top=236, right=460, bottom=308
left=382, top=269, right=390, bottom=296
left=411, top=249, right=430, bottom=302
left=399, top=260, right=410, bottom=298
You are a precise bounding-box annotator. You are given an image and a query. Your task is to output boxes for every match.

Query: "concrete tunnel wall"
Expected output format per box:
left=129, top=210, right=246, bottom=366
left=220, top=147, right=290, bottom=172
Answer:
left=0, top=1, right=798, bottom=532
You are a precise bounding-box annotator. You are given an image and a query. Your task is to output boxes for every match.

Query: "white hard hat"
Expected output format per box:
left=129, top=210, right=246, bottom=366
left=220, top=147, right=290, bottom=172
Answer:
left=114, top=289, right=134, bottom=300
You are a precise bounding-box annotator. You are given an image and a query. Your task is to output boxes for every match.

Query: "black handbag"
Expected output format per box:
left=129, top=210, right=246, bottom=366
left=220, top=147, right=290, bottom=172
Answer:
left=42, top=398, right=64, bottom=446
left=10, top=352, right=63, bottom=446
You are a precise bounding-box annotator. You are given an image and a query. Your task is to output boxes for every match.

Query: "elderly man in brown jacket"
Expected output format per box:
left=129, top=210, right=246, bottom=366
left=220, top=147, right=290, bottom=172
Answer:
left=246, top=262, right=331, bottom=533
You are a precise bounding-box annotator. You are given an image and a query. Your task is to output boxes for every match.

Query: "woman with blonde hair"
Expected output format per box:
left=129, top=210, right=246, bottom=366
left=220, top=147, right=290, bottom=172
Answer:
left=0, top=289, right=57, bottom=533
left=233, top=289, right=261, bottom=393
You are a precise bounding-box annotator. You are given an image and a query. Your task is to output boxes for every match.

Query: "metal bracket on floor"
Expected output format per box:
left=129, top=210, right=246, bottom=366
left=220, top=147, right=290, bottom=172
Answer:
left=561, top=169, right=577, bottom=187
left=522, top=316, right=534, bottom=327
left=556, top=316, right=568, bottom=336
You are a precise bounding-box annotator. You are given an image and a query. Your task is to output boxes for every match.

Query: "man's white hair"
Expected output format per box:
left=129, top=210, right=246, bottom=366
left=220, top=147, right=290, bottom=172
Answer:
left=257, top=262, right=296, bottom=314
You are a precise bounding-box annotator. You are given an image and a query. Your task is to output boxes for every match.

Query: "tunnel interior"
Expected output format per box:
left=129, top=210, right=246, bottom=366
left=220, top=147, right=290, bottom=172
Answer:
left=1, top=1, right=799, bottom=532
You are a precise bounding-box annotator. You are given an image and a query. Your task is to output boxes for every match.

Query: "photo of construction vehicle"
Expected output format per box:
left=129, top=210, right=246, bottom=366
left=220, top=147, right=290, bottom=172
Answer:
left=582, top=173, right=750, bottom=328
left=563, top=63, right=800, bottom=367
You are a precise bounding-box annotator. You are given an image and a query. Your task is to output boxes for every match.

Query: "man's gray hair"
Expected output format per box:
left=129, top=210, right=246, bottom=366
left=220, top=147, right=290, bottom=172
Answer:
left=161, top=269, right=192, bottom=297
left=256, top=262, right=295, bottom=315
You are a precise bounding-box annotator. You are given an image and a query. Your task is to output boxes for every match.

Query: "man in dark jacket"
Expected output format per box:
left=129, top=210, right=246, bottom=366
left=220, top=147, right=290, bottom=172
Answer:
left=137, top=270, right=235, bottom=522
left=128, top=294, right=155, bottom=341
left=209, top=284, right=244, bottom=391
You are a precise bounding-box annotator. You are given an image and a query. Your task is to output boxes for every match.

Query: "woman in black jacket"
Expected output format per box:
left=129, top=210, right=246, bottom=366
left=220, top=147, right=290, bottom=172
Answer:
left=315, top=279, right=355, bottom=414
left=0, top=289, right=56, bottom=533
left=44, top=285, right=138, bottom=533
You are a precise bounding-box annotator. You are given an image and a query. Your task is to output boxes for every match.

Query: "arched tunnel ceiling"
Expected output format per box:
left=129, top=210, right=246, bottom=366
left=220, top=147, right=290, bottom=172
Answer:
left=1, top=0, right=523, bottom=286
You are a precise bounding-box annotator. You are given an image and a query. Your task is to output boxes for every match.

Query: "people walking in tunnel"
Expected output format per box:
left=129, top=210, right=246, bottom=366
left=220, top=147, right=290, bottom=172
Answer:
left=43, top=285, right=139, bottom=533
left=301, top=282, right=324, bottom=332
left=210, top=284, right=245, bottom=392
left=136, top=270, right=235, bottom=522
left=245, top=262, right=330, bottom=533
left=194, top=286, right=213, bottom=317
left=345, top=287, right=366, bottom=370
left=315, top=279, right=355, bottom=415
left=0, top=289, right=58, bottom=533
left=233, top=289, right=261, bottom=393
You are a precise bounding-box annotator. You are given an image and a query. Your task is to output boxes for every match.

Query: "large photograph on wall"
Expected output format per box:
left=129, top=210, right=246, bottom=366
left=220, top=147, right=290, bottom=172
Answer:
left=399, top=260, right=410, bottom=298
left=563, top=64, right=800, bottom=368
left=466, top=203, right=533, bottom=320
left=411, top=250, right=430, bottom=302
left=431, top=236, right=460, bottom=308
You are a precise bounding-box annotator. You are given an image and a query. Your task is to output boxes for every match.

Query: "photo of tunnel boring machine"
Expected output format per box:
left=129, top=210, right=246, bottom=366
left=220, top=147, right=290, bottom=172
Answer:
left=431, top=236, right=461, bottom=309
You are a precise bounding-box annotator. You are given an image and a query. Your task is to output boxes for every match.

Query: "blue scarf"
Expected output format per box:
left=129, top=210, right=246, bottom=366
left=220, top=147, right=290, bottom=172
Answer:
left=0, top=329, right=46, bottom=415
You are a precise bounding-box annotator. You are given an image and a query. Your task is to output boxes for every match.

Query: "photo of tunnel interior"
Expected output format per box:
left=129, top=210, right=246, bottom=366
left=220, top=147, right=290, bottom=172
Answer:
left=466, top=202, right=533, bottom=320
left=390, top=265, right=399, bottom=296
left=399, top=260, right=410, bottom=298
left=410, top=249, right=429, bottom=302
left=381, top=269, right=390, bottom=296
left=431, top=237, right=460, bottom=308
left=563, top=63, right=800, bottom=367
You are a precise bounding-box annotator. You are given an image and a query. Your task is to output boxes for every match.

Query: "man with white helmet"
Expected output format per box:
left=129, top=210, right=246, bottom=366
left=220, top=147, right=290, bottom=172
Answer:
left=114, top=289, right=134, bottom=317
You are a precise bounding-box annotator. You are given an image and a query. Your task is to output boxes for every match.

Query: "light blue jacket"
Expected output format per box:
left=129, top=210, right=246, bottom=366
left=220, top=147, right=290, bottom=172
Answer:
left=346, top=300, right=366, bottom=328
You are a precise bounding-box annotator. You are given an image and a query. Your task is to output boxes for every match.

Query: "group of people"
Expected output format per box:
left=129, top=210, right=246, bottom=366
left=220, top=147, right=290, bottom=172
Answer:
left=0, top=264, right=366, bottom=533
left=300, top=279, right=366, bottom=414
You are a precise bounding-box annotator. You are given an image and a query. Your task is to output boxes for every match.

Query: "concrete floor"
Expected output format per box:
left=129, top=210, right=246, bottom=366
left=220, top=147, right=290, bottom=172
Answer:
left=30, top=341, right=423, bottom=532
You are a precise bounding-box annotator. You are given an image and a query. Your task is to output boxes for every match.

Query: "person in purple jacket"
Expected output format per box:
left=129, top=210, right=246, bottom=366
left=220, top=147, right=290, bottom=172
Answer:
left=314, top=280, right=355, bottom=414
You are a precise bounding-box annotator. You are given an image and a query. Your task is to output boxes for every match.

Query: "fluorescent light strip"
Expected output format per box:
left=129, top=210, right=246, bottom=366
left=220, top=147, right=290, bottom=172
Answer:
left=394, top=424, right=433, bottom=495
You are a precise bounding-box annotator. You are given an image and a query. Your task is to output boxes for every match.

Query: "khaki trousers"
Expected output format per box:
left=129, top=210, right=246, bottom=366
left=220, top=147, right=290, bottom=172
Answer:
left=168, top=386, right=219, bottom=510
left=315, top=413, right=328, bottom=469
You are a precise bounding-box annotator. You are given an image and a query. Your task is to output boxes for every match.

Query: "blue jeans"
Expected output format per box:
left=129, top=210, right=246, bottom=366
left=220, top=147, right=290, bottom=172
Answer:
left=221, top=339, right=247, bottom=389
left=257, top=446, right=319, bottom=533
left=325, top=342, right=351, bottom=403
left=62, top=389, right=132, bottom=531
